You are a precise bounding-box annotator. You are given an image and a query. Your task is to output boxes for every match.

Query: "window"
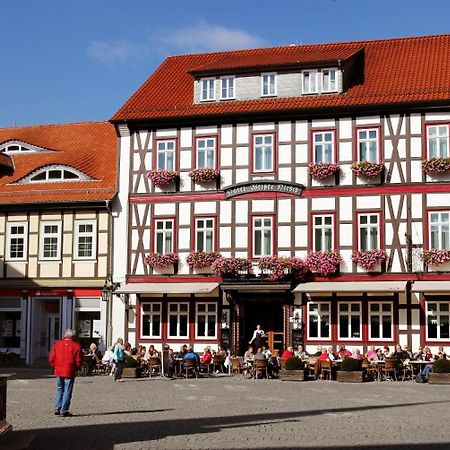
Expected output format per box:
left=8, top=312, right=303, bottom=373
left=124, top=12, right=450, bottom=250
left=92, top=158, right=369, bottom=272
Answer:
left=253, top=134, right=274, bottom=172
left=17, top=165, right=89, bottom=184
left=338, top=302, right=362, bottom=340
left=253, top=216, right=273, bottom=257
left=200, top=78, right=215, bottom=101
left=261, top=73, right=276, bottom=96
left=357, top=129, right=379, bottom=162
left=3, top=144, right=32, bottom=153
left=196, top=137, right=216, bottom=169
left=427, top=125, right=449, bottom=158
left=220, top=77, right=234, bottom=100
left=429, top=211, right=449, bottom=250
left=6, top=222, right=28, bottom=261
left=168, top=303, right=189, bottom=338
left=74, top=220, right=96, bottom=260
left=141, top=303, right=162, bottom=338
left=302, top=70, right=318, bottom=94
left=156, top=140, right=175, bottom=170
left=196, top=303, right=217, bottom=338
left=308, top=302, right=330, bottom=339
left=313, top=131, right=334, bottom=163
left=313, top=215, right=333, bottom=252
left=322, top=69, right=338, bottom=92
left=358, top=213, right=380, bottom=251
left=40, top=221, right=61, bottom=260
left=154, top=219, right=174, bottom=253
left=369, top=302, right=393, bottom=340
left=426, top=301, right=450, bottom=340
left=195, top=218, right=215, bottom=252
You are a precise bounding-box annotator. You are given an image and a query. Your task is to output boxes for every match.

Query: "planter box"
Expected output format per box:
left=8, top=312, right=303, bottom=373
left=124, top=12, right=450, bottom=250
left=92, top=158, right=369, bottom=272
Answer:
left=279, top=369, right=305, bottom=381
left=337, top=371, right=364, bottom=383
left=122, top=367, right=142, bottom=378
left=428, top=373, right=450, bottom=384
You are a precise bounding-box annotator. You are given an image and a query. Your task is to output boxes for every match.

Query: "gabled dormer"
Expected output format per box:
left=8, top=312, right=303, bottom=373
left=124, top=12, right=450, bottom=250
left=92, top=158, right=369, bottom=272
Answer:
left=0, top=140, right=56, bottom=154
left=14, top=164, right=94, bottom=184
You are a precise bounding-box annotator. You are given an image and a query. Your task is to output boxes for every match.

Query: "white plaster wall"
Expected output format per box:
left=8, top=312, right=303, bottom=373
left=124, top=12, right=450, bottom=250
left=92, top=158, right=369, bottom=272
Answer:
left=278, top=122, right=291, bottom=142
left=278, top=199, right=292, bottom=222
left=219, top=201, right=232, bottom=224
left=339, top=118, right=352, bottom=139
left=178, top=204, right=191, bottom=226
left=278, top=226, right=291, bottom=248
left=180, top=128, right=192, bottom=147
left=295, top=225, right=308, bottom=247
left=427, top=193, right=450, bottom=207
left=356, top=196, right=381, bottom=210
left=410, top=114, right=422, bottom=134
left=253, top=122, right=275, bottom=131
left=235, top=201, right=248, bottom=222
left=356, top=116, right=381, bottom=126
left=295, top=121, right=308, bottom=141
left=236, top=124, right=249, bottom=144
left=194, top=202, right=217, bottom=215
left=219, top=226, right=232, bottom=248
left=221, top=125, right=233, bottom=145
left=339, top=197, right=353, bottom=221
left=278, top=144, right=292, bottom=164
left=311, top=197, right=335, bottom=211
left=251, top=200, right=275, bottom=213
left=235, top=226, right=248, bottom=248
left=311, top=119, right=335, bottom=128
left=220, top=147, right=233, bottom=167
left=294, top=198, right=308, bottom=222
left=154, top=203, right=176, bottom=216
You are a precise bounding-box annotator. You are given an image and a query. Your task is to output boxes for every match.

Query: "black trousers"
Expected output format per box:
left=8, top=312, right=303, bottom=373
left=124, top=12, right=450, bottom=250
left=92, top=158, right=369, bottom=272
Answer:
left=115, top=360, right=124, bottom=380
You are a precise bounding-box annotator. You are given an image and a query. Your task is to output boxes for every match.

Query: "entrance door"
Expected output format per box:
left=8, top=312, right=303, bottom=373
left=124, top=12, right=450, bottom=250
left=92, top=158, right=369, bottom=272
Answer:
left=47, top=313, right=60, bottom=352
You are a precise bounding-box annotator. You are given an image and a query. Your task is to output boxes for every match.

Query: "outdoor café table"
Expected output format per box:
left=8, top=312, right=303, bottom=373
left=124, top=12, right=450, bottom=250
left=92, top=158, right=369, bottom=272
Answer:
left=173, top=358, right=184, bottom=377
left=410, top=360, right=434, bottom=374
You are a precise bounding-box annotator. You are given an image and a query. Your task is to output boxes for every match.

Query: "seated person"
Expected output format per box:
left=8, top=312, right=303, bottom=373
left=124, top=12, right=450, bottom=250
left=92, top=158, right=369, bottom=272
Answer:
left=337, top=345, right=352, bottom=359
left=166, top=347, right=176, bottom=377
left=383, top=345, right=393, bottom=358
left=365, top=345, right=377, bottom=360
left=392, top=344, right=404, bottom=360
left=262, top=345, right=272, bottom=359
left=437, top=346, right=447, bottom=360
left=413, top=346, right=424, bottom=360
left=327, top=347, right=338, bottom=361
left=421, top=347, right=435, bottom=380
left=313, top=345, right=323, bottom=357
left=200, top=346, right=213, bottom=364
left=217, top=345, right=227, bottom=358
left=402, top=345, right=412, bottom=359
left=294, top=344, right=309, bottom=359
left=124, top=342, right=132, bottom=355
left=177, top=344, right=188, bottom=359
left=183, top=345, right=200, bottom=364
left=254, top=347, right=266, bottom=360
left=86, top=343, right=100, bottom=374
left=318, top=348, right=330, bottom=361
left=281, top=346, right=294, bottom=359
left=375, top=348, right=384, bottom=361
left=351, top=349, right=364, bottom=361
left=244, top=346, right=255, bottom=363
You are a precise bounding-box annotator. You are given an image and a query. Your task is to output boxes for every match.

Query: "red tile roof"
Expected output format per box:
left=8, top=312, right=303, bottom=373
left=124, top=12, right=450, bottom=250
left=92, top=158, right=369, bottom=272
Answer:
left=112, top=34, right=450, bottom=122
left=0, top=121, right=117, bottom=205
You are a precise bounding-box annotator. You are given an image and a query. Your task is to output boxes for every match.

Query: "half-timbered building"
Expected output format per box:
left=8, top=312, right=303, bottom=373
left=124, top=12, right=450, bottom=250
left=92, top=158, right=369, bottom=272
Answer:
left=111, top=34, right=450, bottom=356
left=0, top=122, right=117, bottom=364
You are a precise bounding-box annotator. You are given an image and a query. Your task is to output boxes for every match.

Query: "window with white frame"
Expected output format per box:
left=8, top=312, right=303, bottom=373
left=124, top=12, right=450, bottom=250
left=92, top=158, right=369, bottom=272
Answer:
left=308, top=302, right=330, bottom=339
left=427, top=125, right=449, bottom=158
left=369, top=302, right=393, bottom=340
left=322, top=69, right=338, bottom=92
left=261, top=73, right=276, bottom=96
left=220, top=76, right=234, bottom=99
left=358, top=129, right=379, bottom=162
left=338, top=302, right=362, bottom=340
left=168, top=303, right=189, bottom=338
left=313, top=215, right=333, bottom=252
left=141, top=303, right=162, bottom=338
left=253, top=216, right=273, bottom=257
left=40, top=222, right=61, bottom=260
left=253, top=134, right=274, bottom=172
left=6, top=222, right=28, bottom=261
left=302, top=70, right=319, bottom=94
left=156, top=140, right=175, bottom=170
left=200, top=78, right=215, bottom=101
left=196, top=303, right=217, bottom=338
left=426, top=301, right=449, bottom=340
left=74, top=220, right=96, bottom=260
left=155, top=219, right=174, bottom=253
left=429, top=211, right=449, bottom=250
left=196, top=218, right=214, bottom=252
left=196, top=137, right=216, bottom=168
left=313, top=131, right=334, bottom=163
left=358, top=213, right=380, bottom=251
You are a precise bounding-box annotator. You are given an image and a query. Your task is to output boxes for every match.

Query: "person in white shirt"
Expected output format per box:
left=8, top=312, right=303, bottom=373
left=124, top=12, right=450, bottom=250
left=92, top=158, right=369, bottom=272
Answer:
left=249, top=324, right=266, bottom=350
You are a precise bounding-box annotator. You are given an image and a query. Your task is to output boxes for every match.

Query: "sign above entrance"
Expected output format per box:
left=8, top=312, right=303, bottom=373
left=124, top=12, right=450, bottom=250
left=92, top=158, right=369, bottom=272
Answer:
left=224, top=181, right=304, bottom=199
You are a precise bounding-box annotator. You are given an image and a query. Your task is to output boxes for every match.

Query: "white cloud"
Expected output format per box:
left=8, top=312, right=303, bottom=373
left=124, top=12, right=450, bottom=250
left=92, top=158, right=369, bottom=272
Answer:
left=86, top=40, right=144, bottom=65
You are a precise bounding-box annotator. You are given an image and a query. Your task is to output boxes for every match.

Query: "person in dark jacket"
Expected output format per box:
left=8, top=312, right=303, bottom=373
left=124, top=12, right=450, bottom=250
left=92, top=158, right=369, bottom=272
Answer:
left=49, top=329, right=83, bottom=417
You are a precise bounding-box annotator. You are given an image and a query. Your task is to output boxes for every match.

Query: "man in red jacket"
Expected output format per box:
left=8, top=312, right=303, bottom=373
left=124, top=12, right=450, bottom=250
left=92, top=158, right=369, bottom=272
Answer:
left=49, top=329, right=83, bottom=417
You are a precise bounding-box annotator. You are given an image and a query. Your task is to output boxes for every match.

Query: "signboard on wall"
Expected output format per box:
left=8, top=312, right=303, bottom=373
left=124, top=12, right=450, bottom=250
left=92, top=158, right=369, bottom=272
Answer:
left=224, top=181, right=304, bottom=199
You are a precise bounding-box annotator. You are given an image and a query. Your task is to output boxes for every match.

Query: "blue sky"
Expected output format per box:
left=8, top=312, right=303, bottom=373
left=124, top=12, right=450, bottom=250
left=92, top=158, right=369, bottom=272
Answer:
left=1, top=0, right=449, bottom=127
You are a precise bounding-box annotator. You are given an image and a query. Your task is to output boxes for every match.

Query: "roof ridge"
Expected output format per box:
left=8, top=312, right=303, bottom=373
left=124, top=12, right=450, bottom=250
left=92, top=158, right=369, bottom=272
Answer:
left=0, top=120, right=110, bottom=131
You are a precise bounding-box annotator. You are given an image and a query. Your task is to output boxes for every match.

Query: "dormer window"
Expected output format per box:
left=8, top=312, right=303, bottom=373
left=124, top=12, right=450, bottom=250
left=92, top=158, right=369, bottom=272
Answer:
left=302, top=69, right=339, bottom=95
left=220, top=76, right=235, bottom=100
left=261, top=73, right=277, bottom=97
left=200, top=78, right=216, bottom=101
left=16, top=165, right=92, bottom=184
left=322, top=69, right=338, bottom=92
left=302, top=70, right=319, bottom=94
left=0, top=140, right=53, bottom=154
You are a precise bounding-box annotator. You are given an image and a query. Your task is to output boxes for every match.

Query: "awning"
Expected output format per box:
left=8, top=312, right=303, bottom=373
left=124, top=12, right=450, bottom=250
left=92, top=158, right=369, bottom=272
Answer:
left=411, top=281, right=450, bottom=292
left=115, top=282, right=219, bottom=295
left=293, top=281, right=408, bottom=293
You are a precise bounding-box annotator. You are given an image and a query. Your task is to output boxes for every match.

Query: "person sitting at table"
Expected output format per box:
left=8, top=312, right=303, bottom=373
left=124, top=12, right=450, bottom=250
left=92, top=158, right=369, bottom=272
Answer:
left=420, top=346, right=435, bottom=380
left=437, top=346, right=447, bottom=359
left=183, top=345, right=200, bottom=364
left=351, top=349, right=364, bottom=360
left=262, top=345, right=272, bottom=359
left=337, top=345, right=352, bottom=359
left=383, top=345, right=393, bottom=358
left=200, top=346, right=213, bottom=365
left=295, top=344, right=309, bottom=359
left=313, top=345, right=323, bottom=357
left=177, top=344, right=188, bottom=359
left=413, top=346, right=424, bottom=360
left=318, top=348, right=330, bottom=361
left=365, top=345, right=377, bottom=360
left=217, top=345, right=227, bottom=358
left=244, top=346, right=255, bottom=363
left=375, top=348, right=384, bottom=362
left=281, top=346, right=294, bottom=359
left=327, top=347, right=338, bottom=361
left=392, top=344, right=404, bottom=360
left=255, top=347, right=266, bottom=361
left=267, top=350, right=280, bottom=378
left=402, top=345, right=412, bottom=359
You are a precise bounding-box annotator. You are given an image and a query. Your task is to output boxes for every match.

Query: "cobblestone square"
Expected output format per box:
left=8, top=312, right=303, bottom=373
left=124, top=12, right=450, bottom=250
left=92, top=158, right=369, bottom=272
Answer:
left=4, top=369, right=450, bottom=449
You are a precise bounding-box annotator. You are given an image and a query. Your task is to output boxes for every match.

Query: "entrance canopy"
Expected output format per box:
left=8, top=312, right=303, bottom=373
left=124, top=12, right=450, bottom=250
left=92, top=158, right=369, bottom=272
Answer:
left=411, top=281, right=450, bottom=292
left=293, top=281, right=408, bottom=293
left=115, top=282, right=219, bottom=295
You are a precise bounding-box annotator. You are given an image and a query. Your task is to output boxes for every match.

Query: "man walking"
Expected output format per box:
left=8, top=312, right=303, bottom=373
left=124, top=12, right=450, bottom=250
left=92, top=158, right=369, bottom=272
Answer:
left=49, top=329, right=83, bottom=417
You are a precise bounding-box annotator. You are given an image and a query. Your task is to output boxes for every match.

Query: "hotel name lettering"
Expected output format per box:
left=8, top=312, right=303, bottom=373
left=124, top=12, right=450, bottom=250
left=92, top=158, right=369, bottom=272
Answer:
left=224, top=181, right=303, bottom=199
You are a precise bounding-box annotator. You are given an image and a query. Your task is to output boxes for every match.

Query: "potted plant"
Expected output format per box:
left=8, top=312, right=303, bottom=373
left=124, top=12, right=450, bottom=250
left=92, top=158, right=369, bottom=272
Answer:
left=307, top=162, right=340, bottom=180
left=306, top=251, right=342, bottom=276
left=351, top=250, right=387, bottom=271
left=145, top=252, right=179, bottom=269
left=186, top=251, right=221, bottom=269
left=336, top=357, right=365, bottom=383
left=421, top=157, right=450, bottom=175
left=428, top=359, right=450, bottom=384
left=351, top=161, right=384, bottom=178
left=189, top=168, right=220, bottom=184
left=146, top=169, right=178, bottom=188
left=211, top=257, right=252, bottom=278
left=421, top=249, right=450, bottom=267
left=279, top=356, right=305, bottom=381
left=122, top=355, right=142, bottom=378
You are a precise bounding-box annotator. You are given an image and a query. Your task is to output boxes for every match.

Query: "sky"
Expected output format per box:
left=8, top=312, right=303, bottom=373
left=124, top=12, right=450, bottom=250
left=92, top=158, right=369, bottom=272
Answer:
left=1, top=0, right=449, bottom=127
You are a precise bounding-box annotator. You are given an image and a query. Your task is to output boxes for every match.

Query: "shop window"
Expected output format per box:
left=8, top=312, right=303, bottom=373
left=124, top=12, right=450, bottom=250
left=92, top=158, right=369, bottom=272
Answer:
left=307, top=302, right=330, bottom=340
left=0, top=310, right=21, bottom=349
left=141, top=303, right=162, bottom=338
left=168, top=303, right=189, bottom=338
left=426, top=301, right=450, bottom=341
left=369, top=302, right=393, bottom=340
left=196, top=303, right=217, bottom=339
left=338, top=302, right=362, bottom=340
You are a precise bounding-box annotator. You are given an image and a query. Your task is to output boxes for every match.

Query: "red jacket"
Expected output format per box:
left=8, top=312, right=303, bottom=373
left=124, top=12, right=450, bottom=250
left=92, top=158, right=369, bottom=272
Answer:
left=49, top=337, right=83, bottom=378
left=281, top=349, right=294, bottom=359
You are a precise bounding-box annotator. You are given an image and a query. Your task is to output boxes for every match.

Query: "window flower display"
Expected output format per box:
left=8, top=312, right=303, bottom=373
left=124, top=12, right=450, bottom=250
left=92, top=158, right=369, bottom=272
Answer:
left=307, top=162, right=340, bottom=180
left=144, top=252, right=179, bottom=269
left=351, top=161, right=384, bottom=178
left=421, top=158, right=450, bottom=175
left=421, top=249, right=450, bottom=266
left=211, top=257, right=252, bottom=277
left=186, top=251, right=221, bottom=269
left=306, top=251, right=342, bottom=276
left=351, top=250, right=387, bottom=270
left=189, top=168, right=220, bottom=183
left=258, top=256, right=306, bottom=281
left=146, top=169, right=178, bottom=187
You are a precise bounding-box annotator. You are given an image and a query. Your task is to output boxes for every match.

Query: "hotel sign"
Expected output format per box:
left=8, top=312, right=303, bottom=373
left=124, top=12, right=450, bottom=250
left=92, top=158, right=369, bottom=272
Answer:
left=224, top=181, right=304, bottom=199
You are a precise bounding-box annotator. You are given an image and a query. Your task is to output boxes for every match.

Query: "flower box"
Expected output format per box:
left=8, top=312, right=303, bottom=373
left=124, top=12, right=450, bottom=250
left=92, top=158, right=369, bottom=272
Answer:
left=211, top=257, right=252, bottom=277
left=428, top=373, right=450, bottom=384
left=336, top=370, right=365, bottom=383
left=422, top=158, right=450, bottom=175
left=306, top=251, right=342, bottom=276
left=351, top=161, right=384, bottom=178
left=189, top=168, right=220, bottom=183
left=144, top=252, right=179, bottom=269
left=307, top=162, right=340, bottom=180
left=258, top=256, right=306, bottom=281
left=421, top=249, right=450, bottom=267
left=351, top=250, right=387, bottom=271
left=146, top=169, right=178, bottom=188
left=279, top=369, right=305, bottom=381
left=186, top=251, right=221, bottom=269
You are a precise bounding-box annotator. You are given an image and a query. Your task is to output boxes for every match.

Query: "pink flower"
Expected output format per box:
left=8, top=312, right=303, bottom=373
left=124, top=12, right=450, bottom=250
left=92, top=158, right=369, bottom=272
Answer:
left=258, top=256, right=306, bottom=280
left=144, top=252, right=179, bottom=268
left=211, top=257, right=252, bottom=277
left=146, top=170, right=178, bottom=187
left=422, top=158, right=450, bottom=174
left=189, top=168, right=220, bottom=183
left=307, top=162, right=340, bottom=180
left=351, top=250, right=387, bottom=270
left=186, top=251, right=221, bottom=269
left=351, top=161, right=384, bottom=178
left=421, top=249, right=450, bottom=266
left=306, top=251, right=342, bottom=276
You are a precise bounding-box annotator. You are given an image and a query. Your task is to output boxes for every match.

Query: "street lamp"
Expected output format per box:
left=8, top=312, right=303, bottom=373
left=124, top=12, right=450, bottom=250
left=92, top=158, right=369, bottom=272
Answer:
left=101, top=273, right=119, bottom=302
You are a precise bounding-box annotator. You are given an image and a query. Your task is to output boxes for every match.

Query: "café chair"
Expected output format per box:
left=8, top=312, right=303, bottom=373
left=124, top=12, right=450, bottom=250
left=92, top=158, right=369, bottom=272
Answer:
left=253, top=359, right=268, bottom=379
left=184, top=358, right=198, bottom=378
left=148, top=356, right=162, bottom=377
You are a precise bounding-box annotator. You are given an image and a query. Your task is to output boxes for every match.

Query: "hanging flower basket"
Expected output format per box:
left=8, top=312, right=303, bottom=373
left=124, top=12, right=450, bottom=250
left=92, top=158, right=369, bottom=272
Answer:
left=211, top=257, right=252, bottom=277
left=422, top=158, right=450, bottom=175
left=258, top=256, right=307, bottom=281
left=306, top=251, right=342, bottom=276
left=307, top=162, right=340, bottom=180
left=189, top=168, right=220, bottom=183
left=186, top=251, right=221, bottom=269
left=146, top=170, right=178, bottom=187
left=351, top=161, right=384, bottom=178
left=421, top=249, right=450, bottom=266
left=144, top=252, right=179, bottom=269
left=351, top=250, right=387, bottom=270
